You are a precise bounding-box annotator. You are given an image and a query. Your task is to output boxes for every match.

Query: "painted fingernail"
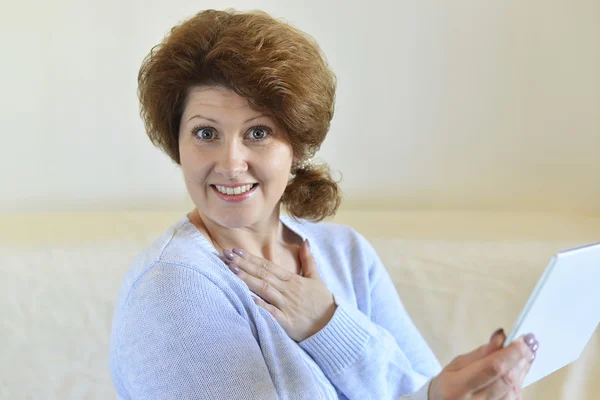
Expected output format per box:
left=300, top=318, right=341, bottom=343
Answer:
left=233, top=248, right=245, bottom=257
left=524, top=333, right=536, bottom=347
left=490, top=328, right=504, bottom=342
left=223, top=249, right=235, bottom=261
left=531, top=352, right=536, bottom=363
left=228, top=263, right=241, bottom=275
left=531, top=340, right=539, bottom=353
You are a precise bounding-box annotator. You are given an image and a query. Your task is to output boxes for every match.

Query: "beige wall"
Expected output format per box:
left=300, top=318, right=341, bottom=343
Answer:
left=2, top=0, right=598, bottom=215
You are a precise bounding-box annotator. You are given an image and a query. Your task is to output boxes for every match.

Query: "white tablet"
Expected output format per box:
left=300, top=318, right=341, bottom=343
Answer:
left=503, top=242, right=600, bottom=387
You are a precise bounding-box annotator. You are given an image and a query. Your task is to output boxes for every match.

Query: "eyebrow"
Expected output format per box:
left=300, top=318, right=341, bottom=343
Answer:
left=186, top=114, right=267, bottom=124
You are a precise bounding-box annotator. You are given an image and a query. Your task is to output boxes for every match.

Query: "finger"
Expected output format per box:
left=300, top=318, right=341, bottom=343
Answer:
left=492, top=339, right=537, bottom=400
left=473, top=357, right=528, bottom=400
left=231, top=248, right=293, bottom=281
left=227, top=262, right=287, bottom=308
left=447, top=329, right=506, bottom=371
left=462, top=336, right=533, bottom=392
left=515, top=357, right=532, bottom=389
left=224, top=250, right=285, bottom=290
left=512, top=348, right=534, bottom=392
left=299, top=239, right=320, bottom=278
left=252, top=296, right=287, bottom=324
left=471, top=372, right=514, bottom=400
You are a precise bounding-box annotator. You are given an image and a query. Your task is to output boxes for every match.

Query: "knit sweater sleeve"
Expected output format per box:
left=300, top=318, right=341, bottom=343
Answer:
left=112, top=261, right=279, bottom=400
left=299, top=231, right=442, bottom=400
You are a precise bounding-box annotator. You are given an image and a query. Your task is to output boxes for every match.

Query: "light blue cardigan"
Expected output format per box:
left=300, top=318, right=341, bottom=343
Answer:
left=109, top=216, right=441, bottom=399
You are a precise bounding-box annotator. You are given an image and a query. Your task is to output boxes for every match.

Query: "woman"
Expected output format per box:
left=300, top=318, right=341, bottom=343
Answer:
left=109, top=9, right=538, bottom=400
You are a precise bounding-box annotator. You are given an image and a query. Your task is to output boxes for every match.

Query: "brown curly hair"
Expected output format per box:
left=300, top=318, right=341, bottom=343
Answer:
left=138, top=9, right=342, bottom=221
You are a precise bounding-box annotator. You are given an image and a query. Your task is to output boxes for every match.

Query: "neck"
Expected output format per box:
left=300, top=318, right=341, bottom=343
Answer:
left=189, top=207, right=285, bottom=261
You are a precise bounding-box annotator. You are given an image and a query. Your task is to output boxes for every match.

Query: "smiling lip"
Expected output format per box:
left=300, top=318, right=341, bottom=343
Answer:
left=213, top=183, right=254, bottom=188
left=211, top=183, right=258, bottom=203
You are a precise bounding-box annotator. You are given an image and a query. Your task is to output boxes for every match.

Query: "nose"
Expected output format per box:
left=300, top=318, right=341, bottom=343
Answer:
left=213, top=140, right=248, bottom=179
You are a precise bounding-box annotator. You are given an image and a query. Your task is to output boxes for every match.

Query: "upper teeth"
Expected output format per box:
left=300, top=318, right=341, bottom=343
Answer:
left=215, top=184, right=254, bottom=195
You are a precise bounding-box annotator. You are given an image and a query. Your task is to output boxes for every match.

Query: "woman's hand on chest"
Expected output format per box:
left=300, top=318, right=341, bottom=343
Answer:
left=222, top=239, right=337, bottom=342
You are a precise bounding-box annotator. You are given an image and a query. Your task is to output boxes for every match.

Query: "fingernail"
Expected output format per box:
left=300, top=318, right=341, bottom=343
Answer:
left=233, top=248, right=245, bottom=257
left=305, top=239, right=310, bottom=249
left=228, top=263, right=241, bottom=275
left=524, top=333, right=536, bottom=347
left=531, top=340, right=539, bottom=353
left=531, top=353, right=536, bottom=363
left=490, top=328, right=504, bottom=342
left=223, top=249, right=235, bottom=261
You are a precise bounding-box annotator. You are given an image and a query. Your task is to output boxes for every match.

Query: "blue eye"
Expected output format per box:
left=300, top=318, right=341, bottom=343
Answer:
left=194, top=127, right=215, bottom=140
left=248, top=126, right=269, bottom=140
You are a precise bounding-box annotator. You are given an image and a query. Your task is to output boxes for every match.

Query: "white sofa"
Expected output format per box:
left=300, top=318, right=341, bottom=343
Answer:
left=2, top=210, right=599, bottom=399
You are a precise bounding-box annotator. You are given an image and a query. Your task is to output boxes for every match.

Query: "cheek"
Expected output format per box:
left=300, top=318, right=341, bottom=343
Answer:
left=180, top=146, right=210, bottom=182
left=178, top=137, right=192, bottom=170
left=260, top=147, right=292, bottom=184
left=264, top=156, right=289, bottom=173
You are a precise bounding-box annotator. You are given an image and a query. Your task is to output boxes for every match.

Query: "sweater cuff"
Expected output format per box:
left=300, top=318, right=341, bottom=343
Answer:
left=397, top=379, right=431, bottom=400
left=299, top=302, right=373, bottom=377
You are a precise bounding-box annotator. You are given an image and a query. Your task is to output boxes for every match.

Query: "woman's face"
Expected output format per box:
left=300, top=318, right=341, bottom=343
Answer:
left=179, top=86, right=294, bottom=229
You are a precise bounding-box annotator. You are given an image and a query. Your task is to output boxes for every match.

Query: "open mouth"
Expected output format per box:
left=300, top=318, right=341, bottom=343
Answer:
left=210, top=183, right=259, bottom=202
left=212, top=183, right=258, bottom=196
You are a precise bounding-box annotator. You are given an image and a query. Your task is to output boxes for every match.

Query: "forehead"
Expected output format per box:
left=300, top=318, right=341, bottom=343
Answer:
left=182, top=86, right=257, bottom=118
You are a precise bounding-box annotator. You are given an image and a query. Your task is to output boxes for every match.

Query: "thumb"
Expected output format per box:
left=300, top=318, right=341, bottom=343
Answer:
left=299, top=239, right=319, bottom=278
left=446, top=329, right=506, bottom=371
